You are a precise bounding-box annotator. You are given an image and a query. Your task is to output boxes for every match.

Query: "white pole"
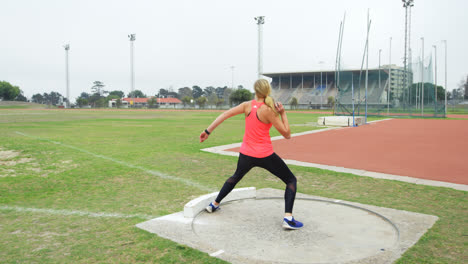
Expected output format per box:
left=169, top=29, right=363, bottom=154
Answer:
left=433, top=45, right=438, bottom=114
left=365, top=10, right=370, bottom=123
left=421, top=37, right=424, bottom=115
left=131, top=40, right=134, bottom=92
left=379, top=49, right=381, bottom=105
left=403, top=3, right=408, bottom=108
left=255, top=16, right=265, bottom=79
left=388, top=37, right=391, bottom=115
left=128, top=34, right=136, bottom=106
left=335, top=21, right=342, bottom=90
left=408, top=4, right=413, bottom=108
left=64, top=44, right=70, bottom=108
left=443, top=40, right=447, bottom=116
left=352, top=74, right=355, bottom=126
left=320, top=70, right=323, bottom=108
left=258, top=21, right=262, bottom=79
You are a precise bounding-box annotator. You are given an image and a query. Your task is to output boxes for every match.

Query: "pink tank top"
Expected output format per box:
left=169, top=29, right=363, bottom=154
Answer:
left=239, top=100, right=274, bottom=158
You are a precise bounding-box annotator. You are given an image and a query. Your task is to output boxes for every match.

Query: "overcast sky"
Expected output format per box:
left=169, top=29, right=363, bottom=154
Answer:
left=1, top=0, right=467, bottom=102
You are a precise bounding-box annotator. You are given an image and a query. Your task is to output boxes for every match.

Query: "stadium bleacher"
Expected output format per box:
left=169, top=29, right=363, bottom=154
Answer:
left=266, top=69, right=388, bottom=108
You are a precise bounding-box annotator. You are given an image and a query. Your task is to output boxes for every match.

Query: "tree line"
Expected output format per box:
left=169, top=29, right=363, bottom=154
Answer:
left=70, top=81, right=254, bottom=108
left=0, top=81, right=27, bottom=101
left=31, top=92, right=68, bottom=105
left=5, top=75, right=467, bottom=107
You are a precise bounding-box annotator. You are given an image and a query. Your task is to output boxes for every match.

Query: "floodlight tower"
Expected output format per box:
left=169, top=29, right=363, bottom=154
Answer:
left=63, top=44, right=70, bottom=108
left=402, top=0, right=414, bottom=108
left=408, top=2, right=414, bottom=106
left=128, top=34, right=136, bottom=105
left=255, top=16, right=265, bottom=79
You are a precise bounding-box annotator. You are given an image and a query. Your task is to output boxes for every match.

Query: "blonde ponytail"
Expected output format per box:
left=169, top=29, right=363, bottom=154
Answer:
left=254, top=79, right=278, bottom=115
left=264, top=95, right=278, bottom=115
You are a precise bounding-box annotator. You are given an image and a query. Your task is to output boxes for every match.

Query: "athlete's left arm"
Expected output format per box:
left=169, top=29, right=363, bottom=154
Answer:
left=200, top=102, right=246, bottom=142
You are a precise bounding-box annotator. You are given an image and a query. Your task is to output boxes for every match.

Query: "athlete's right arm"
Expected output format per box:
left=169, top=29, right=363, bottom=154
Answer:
left=200, top=102, right=247, bottom=142
left=268, top=102, right=291, bottom=139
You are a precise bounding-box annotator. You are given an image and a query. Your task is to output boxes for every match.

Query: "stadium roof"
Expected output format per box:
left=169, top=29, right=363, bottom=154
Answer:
left=262, top=64, right=400, bottom=78
left=263, top=70, right=336, bottom=76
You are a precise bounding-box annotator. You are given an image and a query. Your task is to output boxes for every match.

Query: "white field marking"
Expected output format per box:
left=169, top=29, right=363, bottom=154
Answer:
left=209, top=250, right=225, bottom=257
left=0, top=205, right=156, bottom=219
left=0, top=113, right=51, bottom=116
left=367, top=118, right=394, bottom=124
left=15, top=131, right=214, bottom=192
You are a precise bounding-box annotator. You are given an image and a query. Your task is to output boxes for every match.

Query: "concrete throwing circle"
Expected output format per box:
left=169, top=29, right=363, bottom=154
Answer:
left=192, top=198, right=399, bottom=264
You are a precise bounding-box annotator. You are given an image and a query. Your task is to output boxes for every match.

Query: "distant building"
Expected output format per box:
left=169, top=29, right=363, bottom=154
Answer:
left=108, top=99, right=129, bottom=108
left=122, top=97, right=149, bottom=107
left=264, top=65, right=413, bottom=109
left=157, top=97, right=182, bottom=108
left=109, top=97, right=182, bottom=108
left=264, top=67, right=389, bottom=108
left=381, top=64, right=412, bottom=100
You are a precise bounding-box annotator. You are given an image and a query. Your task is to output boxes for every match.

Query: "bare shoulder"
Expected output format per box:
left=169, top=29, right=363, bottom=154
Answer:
left=242, top=101, right=252, bottom=115
left=242, top=100, right=252, bottom=109
left=259, top=105, right=276, bottom=123
left=259, top=104, right=272, bottom=113
left=242, top=101, right=251, bottom=107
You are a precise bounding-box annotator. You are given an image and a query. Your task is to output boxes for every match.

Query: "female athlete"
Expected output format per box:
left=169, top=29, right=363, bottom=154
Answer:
left=199, top=79, right=303, bottom=230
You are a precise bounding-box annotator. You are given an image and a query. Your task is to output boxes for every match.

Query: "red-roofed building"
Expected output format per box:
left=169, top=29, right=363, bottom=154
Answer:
left=126, top=98, right=148, bottom=103
left=109, top=97, right=182, bottom=108
left=116, top=97, right=149, bottom=108
left=157, top=98, right=182, bottom=105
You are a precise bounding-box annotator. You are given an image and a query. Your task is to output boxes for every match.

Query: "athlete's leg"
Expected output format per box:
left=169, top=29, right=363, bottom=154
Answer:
left=214, top=153, right=256, bottom=204
left=260, top=153, right=297, bottom=214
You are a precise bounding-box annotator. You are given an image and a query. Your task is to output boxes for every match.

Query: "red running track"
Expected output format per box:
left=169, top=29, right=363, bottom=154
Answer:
left=228, top=119, right=468, bottom=185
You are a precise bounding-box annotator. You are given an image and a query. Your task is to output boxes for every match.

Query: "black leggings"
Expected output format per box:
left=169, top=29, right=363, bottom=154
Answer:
left=215, top=153, right=297, bottom=213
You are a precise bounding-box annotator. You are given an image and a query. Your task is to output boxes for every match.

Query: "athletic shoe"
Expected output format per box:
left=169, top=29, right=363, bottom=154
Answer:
left=205, top=202, right=220, bottom=213
left=282, top=217, right=303, bottom=230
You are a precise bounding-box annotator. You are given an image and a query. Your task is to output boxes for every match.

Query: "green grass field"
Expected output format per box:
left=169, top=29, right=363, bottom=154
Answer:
left=0, top=102, right=51, bottom=109
left=447, top=104, right=468, bottom=115
left=0, top=108, right=466, bottom=263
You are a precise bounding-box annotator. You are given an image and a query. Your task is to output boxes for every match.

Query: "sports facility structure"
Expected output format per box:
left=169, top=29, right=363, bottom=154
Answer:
left=265, top=62, right=445, bottom=117
left=264, top=70, right=338, bottom=109
left=262, top=6, right=446, bottom=118
left=264, top=67, right=389, bottom=111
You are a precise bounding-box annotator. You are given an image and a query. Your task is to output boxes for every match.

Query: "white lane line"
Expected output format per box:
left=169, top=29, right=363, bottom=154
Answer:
left=209, top=250, right=224, bottom=257
left=15, top=131, right=214, bottom=192
left=0, top=205, right=156, bottom=219
left=284, top=159, right=468, bottom=192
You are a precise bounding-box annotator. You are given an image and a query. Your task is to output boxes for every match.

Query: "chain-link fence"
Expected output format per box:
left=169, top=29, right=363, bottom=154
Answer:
left=334, top=54, right=445, bottom=118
